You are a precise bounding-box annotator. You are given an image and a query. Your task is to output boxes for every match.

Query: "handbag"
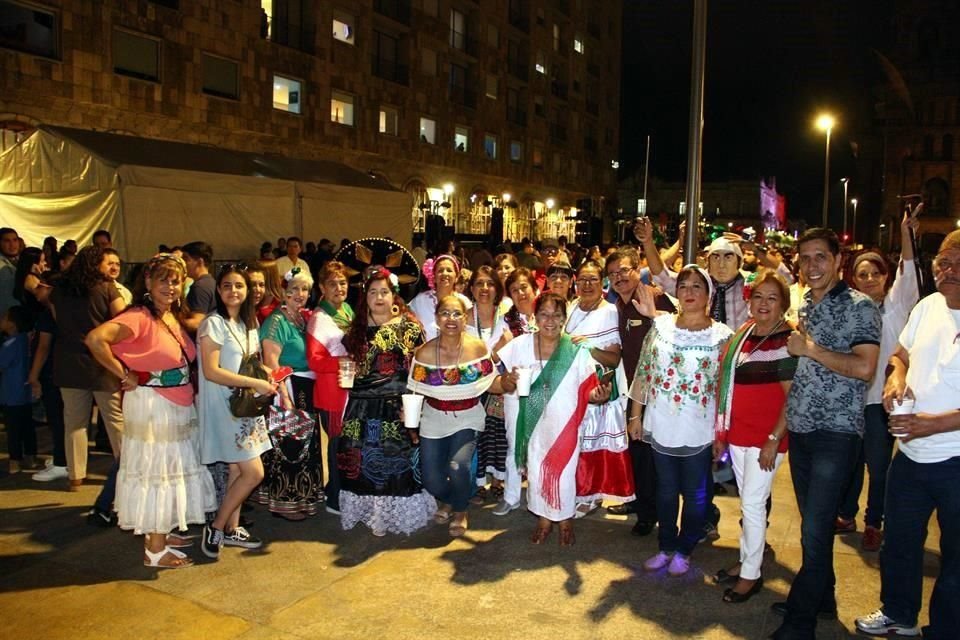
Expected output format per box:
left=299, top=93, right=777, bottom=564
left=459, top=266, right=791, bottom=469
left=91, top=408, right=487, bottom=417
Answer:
left=226, top=321, right=273, bottom=418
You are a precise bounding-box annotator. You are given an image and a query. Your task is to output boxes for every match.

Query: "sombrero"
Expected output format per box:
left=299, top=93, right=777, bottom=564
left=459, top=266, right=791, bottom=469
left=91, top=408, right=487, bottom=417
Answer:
left=335, top=237, right=421, bottom=285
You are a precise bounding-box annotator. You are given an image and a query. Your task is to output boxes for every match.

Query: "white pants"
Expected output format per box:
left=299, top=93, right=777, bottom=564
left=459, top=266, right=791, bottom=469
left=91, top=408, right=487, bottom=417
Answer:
left=502, top=395, right=523, bottom=506
left=728, top=443, right=784, bottom=580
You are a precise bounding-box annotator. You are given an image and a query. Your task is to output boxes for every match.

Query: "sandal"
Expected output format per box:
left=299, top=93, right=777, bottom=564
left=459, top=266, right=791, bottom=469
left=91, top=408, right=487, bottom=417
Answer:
left=530, top=523, right=553, bottom=544
left=434, top=508, right=453, bottom=525
left=713, top=565, right=741, bottom=585
left=469, top=486, right=488, bottom=505
left=143, top=546, right=194, bottom=569
left=558, top=522, right=575, bottom=546
left=449, top=514, right=468, bottom=537
left=492, top=485, right=505, bottom=501
left=574, top=501, right=596, bottom=519
left=722, top=577, right=764, bottom=603
left=165, top=533, right=194, bottom=549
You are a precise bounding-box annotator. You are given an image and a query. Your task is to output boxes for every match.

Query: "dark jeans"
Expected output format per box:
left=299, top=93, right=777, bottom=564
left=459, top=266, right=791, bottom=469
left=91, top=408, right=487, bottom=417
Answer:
left=783, top=429, right=860, bottom=635
left=94, top=459, right=119, bottom=513
left=41, top=380, right=66, bottom=467
left=838, top=404, right=895, bottom=527
left=4, top=404, right=36, bottom=460
left=628, top=429, right=658, bottom=522
left=652, top=446, right=712, bottom=557
left=880, top=453, right=960, bottom=640
left=420, top=429, right=477, bottom=512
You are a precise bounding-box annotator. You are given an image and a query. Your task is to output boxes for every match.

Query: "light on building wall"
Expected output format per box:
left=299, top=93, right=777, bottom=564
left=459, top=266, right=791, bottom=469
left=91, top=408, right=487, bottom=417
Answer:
left=545, top=198, right=555, bottom=209
left=443, top=183, right=455, bottom=196
left=610, top=160, right=620, bottom=169
left=502, top=192, right=511, bottom=203
left=956, top=219, right=960, bottom=228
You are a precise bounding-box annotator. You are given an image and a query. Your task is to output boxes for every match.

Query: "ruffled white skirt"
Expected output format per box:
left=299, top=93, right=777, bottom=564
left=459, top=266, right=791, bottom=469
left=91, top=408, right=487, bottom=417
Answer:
left=116, top=387, right=216, bottom=535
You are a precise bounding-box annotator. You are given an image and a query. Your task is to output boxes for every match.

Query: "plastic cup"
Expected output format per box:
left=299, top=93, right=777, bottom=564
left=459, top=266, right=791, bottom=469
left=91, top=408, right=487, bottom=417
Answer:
left=890, top=397, right=915, bottom=438
left=338, top=359, right=356, bottom=389
left=401, top=393, right=424, bottom=429
left=515, top=367, right=532, bottom=397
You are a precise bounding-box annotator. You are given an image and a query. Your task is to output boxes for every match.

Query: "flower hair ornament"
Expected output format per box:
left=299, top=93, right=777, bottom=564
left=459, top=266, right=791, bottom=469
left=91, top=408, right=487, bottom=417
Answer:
left=742, top=271, right=760, bottom=302
left=422, top=258, right=436, bottom=290
left=424, top=254, right=461, bottom=291
left=284, top=266, right=302, bottom=283
left=365, top=267, right=401, bottom=294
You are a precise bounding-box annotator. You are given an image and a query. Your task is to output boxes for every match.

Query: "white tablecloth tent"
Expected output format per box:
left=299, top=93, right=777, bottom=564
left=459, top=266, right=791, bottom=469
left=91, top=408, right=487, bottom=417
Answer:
left=0, top=126, right=411, bottom=261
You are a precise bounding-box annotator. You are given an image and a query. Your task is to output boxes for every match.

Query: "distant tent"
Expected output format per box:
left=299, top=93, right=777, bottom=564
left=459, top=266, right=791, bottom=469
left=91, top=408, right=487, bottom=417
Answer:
left=0, top=126, right=412, bottom=261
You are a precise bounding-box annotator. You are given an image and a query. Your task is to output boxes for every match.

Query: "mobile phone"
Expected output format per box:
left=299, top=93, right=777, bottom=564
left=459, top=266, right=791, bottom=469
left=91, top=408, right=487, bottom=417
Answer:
left=597, top=369, right=616, bottom=385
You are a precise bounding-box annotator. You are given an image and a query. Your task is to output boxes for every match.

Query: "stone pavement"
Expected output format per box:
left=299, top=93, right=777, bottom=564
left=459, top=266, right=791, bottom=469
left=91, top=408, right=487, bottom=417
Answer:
left=0, top=446, right=940, bottom=640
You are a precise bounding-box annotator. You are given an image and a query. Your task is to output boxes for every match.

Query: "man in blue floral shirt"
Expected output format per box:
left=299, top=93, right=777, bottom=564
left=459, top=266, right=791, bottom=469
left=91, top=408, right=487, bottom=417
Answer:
left=770, top=228, right=881, bottom=640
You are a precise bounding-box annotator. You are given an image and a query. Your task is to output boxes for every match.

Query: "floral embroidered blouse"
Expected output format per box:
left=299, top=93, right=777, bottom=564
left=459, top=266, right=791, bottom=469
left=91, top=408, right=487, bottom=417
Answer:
left=629, top=314, right=732, bottom=456
left=407, top=354, right=497, bottom=439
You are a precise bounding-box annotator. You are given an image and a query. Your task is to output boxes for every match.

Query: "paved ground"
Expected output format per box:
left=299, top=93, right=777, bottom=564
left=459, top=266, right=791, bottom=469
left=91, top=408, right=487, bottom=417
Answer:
left=0, top=433, right=941, bottom=640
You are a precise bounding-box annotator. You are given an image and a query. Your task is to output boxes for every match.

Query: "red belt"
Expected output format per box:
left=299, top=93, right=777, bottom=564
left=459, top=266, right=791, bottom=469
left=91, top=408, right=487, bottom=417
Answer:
left=425, top=397, right=481, bottom=412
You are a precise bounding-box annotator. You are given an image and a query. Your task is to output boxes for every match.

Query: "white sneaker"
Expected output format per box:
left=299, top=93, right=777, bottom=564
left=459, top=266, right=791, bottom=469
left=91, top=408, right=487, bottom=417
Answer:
left=33, top=464, right=68, bottom=482
left=667, top=553, right=691, bottom=576
left=643, top=551, right=674, bottom=571
left=492, top=500, right=521, bottom=516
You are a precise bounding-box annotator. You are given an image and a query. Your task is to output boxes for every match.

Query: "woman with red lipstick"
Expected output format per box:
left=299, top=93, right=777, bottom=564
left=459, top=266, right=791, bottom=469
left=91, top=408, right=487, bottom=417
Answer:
left=628, top=265, right=733, bottom=576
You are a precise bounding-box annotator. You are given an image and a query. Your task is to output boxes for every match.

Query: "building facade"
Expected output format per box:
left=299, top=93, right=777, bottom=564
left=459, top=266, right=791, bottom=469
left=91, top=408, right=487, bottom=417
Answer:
left=0, top=0, right=622, bottom=247
left=874, top=0, right=960, bottom=249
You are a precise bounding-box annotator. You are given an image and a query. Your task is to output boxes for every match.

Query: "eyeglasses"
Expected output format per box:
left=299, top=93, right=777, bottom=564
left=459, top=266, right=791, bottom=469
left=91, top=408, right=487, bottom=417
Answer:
left=578, top=276, right=602, bottom=285
left=437, top=310, right=465, bottom=319
left=548, top=272, right=571, bottom=280
left=607, top=267, right=635, bottom=281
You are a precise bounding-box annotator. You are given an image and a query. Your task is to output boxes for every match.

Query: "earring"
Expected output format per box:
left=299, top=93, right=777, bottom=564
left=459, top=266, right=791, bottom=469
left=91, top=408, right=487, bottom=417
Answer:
left=143, top=291, right=152, bottom=302
left=391, top=304, right=400, bottom=316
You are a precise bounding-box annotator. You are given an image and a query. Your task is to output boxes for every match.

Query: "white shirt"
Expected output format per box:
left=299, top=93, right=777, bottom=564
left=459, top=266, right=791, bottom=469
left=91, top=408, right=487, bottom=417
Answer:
left=867, top=260, right=918, bottom=405
left=898, top=292, right=960, bottom=463
left=274, top=256, right=309, bottom=280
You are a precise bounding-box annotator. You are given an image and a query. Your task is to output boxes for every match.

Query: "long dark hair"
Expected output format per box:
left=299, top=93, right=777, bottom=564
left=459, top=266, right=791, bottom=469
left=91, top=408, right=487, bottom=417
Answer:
left=13, top=247, right=43, bottom=303
left=468, top=265, right=504, bottom=306
left=130, top=254, right=193, bottom=324
left=343, top=268, right=411, bottom=363
left=214, top=264, right=257, bottom=330
left=57, top=246, right=108, bottom=297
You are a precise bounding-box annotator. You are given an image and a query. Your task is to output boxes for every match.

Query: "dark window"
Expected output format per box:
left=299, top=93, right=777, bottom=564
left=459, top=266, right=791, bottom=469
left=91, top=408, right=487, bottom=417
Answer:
left=943, top=134, right=954, bottom=161
left=202, top=54, right=239, bottom=99
left=373, top=30, right=406, bottom=84
left=269, top=0, right=313, bottom=53
left=923, top=134, right=935, bottom=158
left=0, top=0, right=57, bottom=58
left=113, top=29, right=160, bottom=82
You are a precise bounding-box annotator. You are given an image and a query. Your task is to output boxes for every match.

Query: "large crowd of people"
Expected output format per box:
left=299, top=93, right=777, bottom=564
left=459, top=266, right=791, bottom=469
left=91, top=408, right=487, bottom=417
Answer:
left=1, top=216, right=958, bottom=640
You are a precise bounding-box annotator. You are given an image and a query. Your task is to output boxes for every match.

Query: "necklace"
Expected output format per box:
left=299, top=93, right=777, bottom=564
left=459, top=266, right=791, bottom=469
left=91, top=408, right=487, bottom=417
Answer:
left=737, top=318, right=786, bottom=368
left=565, top=298, right=602, bottom=335
left=282, top=305, right=305, bottom=332
left=436, top=334, right=464, bottom=368
left=535, top=332, right=553, bottom=393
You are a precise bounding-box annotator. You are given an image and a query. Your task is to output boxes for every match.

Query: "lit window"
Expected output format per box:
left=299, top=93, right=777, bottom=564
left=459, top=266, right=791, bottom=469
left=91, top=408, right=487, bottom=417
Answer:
left=0, top=1, right=58, bottom=58
left=535, top=51, right=545, bottom=75
left=484, top=134, right=498, bottom=159
left=573, top=37, right=584, bottom=54
left=455, top=126, right=469, bottom=152
left=553, top=24, right=560, bottom=51
left=419, top=117, right=436, bottom=144
left=485, top=75, right=498, bottom=99
left=510, top=140, right=523, bottom=163
left=332, top=11, right=355, bottom=45
left=272, top=75, right=301, bottom=114
left=379, top=106, right=399, bottom=135
left=202, top=54, right=239, bottom=99
left=331, top=91, right=355, bottom=125
left=450, top=9, right=465, bottom=50
left=113, top=28, right=160, bottom=82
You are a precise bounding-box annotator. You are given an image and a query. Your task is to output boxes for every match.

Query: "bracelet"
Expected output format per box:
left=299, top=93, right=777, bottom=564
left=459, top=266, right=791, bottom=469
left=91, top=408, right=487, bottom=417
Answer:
left=627, top=416, right=640, bottom=422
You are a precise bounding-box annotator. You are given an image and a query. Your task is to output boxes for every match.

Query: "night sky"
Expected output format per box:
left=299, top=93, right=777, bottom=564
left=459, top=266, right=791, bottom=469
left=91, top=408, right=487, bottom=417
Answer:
left=619, top=0, right=895, bottom=223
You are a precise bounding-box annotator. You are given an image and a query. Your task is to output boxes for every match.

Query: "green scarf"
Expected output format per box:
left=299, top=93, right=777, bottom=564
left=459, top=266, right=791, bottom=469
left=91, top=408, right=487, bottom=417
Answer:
left=715, top=319, right=754, bottom=434
left=515, top=334, right=578, bottom=468
left=319, top=300, right=355, bottom=331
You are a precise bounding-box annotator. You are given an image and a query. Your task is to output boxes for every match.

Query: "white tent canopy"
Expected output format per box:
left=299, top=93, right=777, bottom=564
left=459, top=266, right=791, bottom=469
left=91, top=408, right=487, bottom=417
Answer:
left=0, top=127, right=411, bottom=261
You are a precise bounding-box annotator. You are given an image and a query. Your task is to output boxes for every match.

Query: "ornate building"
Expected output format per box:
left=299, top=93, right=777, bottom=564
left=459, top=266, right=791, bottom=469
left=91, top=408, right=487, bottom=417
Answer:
left=0, top=0, right=621, bottom=247
left=875, top=0, right=960, bottom=250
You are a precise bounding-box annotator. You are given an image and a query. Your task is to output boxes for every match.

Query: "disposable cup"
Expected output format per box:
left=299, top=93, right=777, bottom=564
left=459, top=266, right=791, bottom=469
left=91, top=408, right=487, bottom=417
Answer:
left=515, top=367, right=532, bottom=397
left=338, top=359, right=356, bottom=389
left=401, top=393, right=424, bottom=429
left=889, top=397, right=915, bottom=437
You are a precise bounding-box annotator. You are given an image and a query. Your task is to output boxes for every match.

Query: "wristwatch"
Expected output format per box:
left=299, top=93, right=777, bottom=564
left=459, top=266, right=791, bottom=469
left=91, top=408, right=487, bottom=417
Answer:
left=767, top=433, right=780, bottom=442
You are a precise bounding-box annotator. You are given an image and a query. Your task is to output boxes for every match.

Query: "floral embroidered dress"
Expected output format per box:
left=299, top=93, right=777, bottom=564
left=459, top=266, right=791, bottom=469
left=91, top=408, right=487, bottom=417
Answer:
left=407, top=354, right=497, bottom=438
left=338, top=317, right=435, bottom=535
left=629, top=314, right=733, bottom=456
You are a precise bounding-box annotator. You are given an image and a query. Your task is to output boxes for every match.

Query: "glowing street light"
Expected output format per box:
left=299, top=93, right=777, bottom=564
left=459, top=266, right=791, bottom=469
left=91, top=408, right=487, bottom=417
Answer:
left=545, top=198, right=556, bottom=209
left=442, top=183, right=455, bottom=197
left=816, top=113, right=835, bottom=228
left=851, top=198, right=858, bottom=244
left=502, top=192, right=511, bottom=203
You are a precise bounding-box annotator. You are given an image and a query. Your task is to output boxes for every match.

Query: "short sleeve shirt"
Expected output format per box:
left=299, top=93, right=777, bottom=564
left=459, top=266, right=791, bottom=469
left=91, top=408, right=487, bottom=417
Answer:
left=786, top=281, right=881, bottom=435
left=51, top=282, right=121, bottom=390
left=187, top=274, right=217, bottom=314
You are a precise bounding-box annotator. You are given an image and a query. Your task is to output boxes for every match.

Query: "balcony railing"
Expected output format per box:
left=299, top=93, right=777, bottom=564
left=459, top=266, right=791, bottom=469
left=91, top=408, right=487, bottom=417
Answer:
left=372, top=58, right=409, bottom=85
left=373, top=0, right=411, bottom=25
left=450, top=85, right=478, bottom=109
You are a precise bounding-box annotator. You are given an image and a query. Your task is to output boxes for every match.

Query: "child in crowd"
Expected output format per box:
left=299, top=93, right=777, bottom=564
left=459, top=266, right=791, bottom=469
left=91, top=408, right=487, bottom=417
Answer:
left=1, top=306, right=38, bottom=474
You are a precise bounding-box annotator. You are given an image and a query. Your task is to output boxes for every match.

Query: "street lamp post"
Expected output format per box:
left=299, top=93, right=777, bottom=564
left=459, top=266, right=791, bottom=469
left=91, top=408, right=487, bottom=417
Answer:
left=851, top=198, right=858, bottom=244
left=841, top=178, right=849, bottom=241
left=816, top=114, right=835, bottom=228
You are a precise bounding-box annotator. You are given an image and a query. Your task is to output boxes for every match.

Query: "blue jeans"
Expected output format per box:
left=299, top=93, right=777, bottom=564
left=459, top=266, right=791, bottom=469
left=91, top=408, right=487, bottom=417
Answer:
left=838, top=404, right=895, bottom=527
left=880, top=453, right=960, bottom=640
left=782, top=429, right=860, bottom=635
left=652, top=446, right=712, bottom=557
left=94, top=458, right=119, bottom=513
left=420, top=429, right=477, bottom=512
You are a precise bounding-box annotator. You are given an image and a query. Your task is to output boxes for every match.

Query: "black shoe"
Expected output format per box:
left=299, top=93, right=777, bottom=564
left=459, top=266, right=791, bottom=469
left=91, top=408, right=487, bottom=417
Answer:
left=201, top=525, right=224, bottom=559
left=723, top=577, right=764, bottom=603
left=712, top=567, right=740, bottom=585
left=631, top=520, right=655, bottom=536
left=87, top=507, right=118, bottom=528
left=770, top=601, right=838, bottom=621
left=607, top=501, right=639, bottom=516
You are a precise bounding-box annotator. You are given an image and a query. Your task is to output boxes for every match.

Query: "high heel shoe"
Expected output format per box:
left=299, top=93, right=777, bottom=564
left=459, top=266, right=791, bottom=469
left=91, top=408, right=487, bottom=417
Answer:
left=722, top=577, right=764, bottom=603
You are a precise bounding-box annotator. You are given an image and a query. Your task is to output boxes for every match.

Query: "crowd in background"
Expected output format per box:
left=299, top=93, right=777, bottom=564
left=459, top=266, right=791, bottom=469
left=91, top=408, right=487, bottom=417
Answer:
left=1, top=214, right=958, bottom=640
